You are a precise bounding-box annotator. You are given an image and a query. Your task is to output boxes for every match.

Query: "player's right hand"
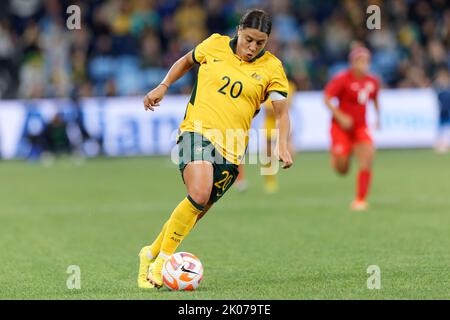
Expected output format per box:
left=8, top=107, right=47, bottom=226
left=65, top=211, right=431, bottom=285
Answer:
left=144, top=85, right=168, bottom=111
left=336, top=112, right=353, bottom=130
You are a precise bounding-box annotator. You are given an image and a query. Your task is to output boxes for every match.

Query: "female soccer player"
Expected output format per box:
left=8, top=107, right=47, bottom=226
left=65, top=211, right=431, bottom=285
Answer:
left=139, top=9, right=293, bottom=288
left=324, top=46, right=380, bottom=211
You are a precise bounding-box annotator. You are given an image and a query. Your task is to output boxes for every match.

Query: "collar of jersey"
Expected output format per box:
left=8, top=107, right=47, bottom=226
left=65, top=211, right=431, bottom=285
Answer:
left=229, top=36, right=265, bottom=63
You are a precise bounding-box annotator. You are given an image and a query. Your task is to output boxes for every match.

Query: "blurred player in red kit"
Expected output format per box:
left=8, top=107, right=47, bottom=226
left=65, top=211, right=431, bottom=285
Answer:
left=324, top=45, right=381, bottom=211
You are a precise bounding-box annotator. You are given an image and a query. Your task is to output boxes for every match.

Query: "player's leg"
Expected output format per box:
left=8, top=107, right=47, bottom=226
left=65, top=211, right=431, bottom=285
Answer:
left=352, top=143, right=374, bottom=210
left=139, top=200, right=212, bottom=288
left=147, top=161, right=213, bottom=288
left=143, top=201, right=212, bottom=259
left=330, top=123, right=352, bottom=175
left=351, top=128, right=375, bottom=211
left=331, top=154, right=351, bottom=175
left=139, top=132, right=214, bottom=288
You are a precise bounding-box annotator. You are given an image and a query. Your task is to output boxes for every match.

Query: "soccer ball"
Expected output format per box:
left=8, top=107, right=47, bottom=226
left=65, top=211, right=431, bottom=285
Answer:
left=162, top=252, right=204, bottom=291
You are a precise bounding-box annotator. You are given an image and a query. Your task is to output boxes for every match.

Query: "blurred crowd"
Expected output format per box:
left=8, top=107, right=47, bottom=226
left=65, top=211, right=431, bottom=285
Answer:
left=0, top=0, right=449, bottom=99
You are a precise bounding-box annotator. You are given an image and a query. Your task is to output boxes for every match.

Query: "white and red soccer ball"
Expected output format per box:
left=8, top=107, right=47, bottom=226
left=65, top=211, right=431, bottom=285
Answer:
left=162, top=252, right=204, bottom=291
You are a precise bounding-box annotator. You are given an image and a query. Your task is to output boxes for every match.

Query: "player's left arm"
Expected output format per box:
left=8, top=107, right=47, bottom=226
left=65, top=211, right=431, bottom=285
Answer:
left=372, top=79, right=381, bottom=130
left=373, top=97, right=381, bottom=130
left=272, top=97, right=293, bottom=169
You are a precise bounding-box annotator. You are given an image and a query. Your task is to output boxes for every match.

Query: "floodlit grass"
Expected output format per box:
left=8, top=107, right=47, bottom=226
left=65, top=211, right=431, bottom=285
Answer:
left=0, top=149, right=449, bottom=299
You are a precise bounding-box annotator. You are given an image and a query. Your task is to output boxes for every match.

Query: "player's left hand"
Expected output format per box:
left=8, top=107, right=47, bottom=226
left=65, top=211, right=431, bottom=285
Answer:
left=375, top=117, right=381, bottom=130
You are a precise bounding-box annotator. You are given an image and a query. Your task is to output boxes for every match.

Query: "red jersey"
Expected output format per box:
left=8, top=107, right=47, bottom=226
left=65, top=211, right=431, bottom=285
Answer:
left=324, top=70, right=379, bottom=128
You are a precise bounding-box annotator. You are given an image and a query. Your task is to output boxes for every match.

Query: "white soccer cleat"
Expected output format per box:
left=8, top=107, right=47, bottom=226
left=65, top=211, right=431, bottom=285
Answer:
left=350, top=199, right=369, bottom=211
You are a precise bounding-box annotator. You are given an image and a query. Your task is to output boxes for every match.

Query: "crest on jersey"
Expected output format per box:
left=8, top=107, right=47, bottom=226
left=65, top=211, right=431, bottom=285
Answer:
left=251, top=72, right=262, bottom=81
left=365, top=82, right=375, bottom=92
left=194, top=146, right=203, bottom=155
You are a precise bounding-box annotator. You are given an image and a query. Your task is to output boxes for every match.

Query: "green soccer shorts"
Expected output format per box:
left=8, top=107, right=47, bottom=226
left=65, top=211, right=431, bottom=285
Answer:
left=177, top=131, right=239, bottom=204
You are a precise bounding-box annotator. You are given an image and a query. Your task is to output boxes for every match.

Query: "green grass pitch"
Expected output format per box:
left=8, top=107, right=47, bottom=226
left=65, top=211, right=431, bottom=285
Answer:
left=0, top=149, right=449, bottom=299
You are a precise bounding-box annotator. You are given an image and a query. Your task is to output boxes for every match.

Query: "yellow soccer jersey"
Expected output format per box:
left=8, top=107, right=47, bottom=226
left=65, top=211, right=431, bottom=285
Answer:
left=179, top=33, right=289, bottom=164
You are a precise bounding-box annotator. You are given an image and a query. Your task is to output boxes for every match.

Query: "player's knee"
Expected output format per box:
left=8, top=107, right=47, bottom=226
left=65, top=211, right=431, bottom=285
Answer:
left=359, top=162, right=372, bottom=171
left=188, top=189, right=211, bottom=207
left=335, top=166, right=349, bottom=175
left=358, top=156, right=373, bottom=170
left=333, top=158, right=349, bottom=175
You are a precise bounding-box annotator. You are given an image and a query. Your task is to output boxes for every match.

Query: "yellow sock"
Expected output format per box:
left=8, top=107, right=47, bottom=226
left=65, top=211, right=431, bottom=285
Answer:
left=148, top=221, right=168, bottom=258
left=263, top=162, right=278, bottom=193
left=159, top=196, right=203, bottom=257
left=264, top=173, right=277, bottom=185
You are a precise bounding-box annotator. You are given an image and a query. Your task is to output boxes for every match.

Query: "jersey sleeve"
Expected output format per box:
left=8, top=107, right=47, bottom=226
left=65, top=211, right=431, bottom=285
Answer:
left=192, top=33, right=221, bottom=65
left=324, top=74, right=344, bottom=98
left=265, top=61, right=289, bottom=100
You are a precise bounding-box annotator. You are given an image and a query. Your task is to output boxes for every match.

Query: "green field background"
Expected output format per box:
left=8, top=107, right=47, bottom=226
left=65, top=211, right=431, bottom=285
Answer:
left=1, top=149, right=449, bottom=299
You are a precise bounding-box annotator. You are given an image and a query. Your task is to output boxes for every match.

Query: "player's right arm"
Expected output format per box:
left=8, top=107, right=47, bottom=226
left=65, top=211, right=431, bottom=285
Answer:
left=324, top=96, right=353, bottom=130
left=324, top=75, right=353, bottom=130
left=144, top=51, right=195, bottom=111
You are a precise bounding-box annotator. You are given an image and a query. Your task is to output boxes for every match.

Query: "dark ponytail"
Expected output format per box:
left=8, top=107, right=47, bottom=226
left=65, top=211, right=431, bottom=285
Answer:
left=239, top=9, right=272, bottom=35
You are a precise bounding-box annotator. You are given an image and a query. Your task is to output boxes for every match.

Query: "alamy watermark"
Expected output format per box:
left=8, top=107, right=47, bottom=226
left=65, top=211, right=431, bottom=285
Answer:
left=66, top=265, right=81, bottom=290
left=66, top=5, right=81, bottom=30
left=366, top=5, right=381, bottom=30
left=367, top=265, right=381, bottom=290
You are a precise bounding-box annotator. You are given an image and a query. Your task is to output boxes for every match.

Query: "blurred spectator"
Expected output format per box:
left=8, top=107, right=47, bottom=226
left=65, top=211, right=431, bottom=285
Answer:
left=206, top=0, right=225, bottom=33
left=24, top=111, right=71, bottom=163
left=323, top=11, right=353, bottom=62
left=44, top=113, right=71, bottom=155
left=173, top=0, right=207, bottom=50
left=0, top=0, right=448, bottom=98
left=398, top=65, right=431, bottom=88
left=110, top=0, right=133, bottom=36
left=131, top=0, right=160, bottom=37
left=140, top=31, right=163, bottom=68
left=105, top=78, right=118, bottom=96
left=24, top=109, right=47, bottom=161
left=270, top=0, right=301, bottom=44
left=0, top=17, right=19, bottom=98
left=18, top=20, right=45, bottom=98
left=67, top=88, right=104, bottom=157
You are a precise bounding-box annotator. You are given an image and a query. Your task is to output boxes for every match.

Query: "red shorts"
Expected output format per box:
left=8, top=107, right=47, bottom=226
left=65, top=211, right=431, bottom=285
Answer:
left=330, top=123, right=373, bottom=157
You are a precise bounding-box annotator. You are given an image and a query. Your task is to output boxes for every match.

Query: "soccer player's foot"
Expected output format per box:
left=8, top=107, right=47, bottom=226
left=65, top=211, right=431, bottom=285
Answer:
left=147, top=256, right=165, bottom=288
left=350, top=199, right=369, bottom=211
left=138, top=277, right=154, bottom=289
left=137, top=246, right=155, bottom=289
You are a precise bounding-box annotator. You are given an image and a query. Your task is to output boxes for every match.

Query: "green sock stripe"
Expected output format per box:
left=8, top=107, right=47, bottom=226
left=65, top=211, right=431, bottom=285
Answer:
left=187, top=195, right=205, bottom=211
